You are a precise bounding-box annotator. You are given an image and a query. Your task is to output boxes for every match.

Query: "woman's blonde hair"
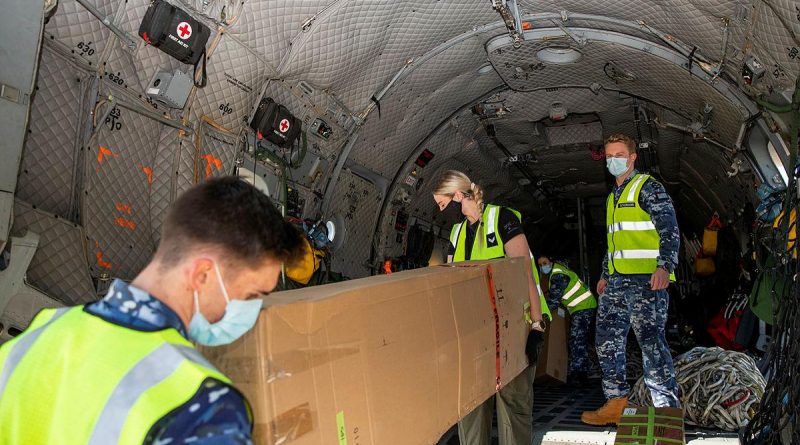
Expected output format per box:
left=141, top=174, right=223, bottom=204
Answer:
left=433, top=170, right=484, bottom=211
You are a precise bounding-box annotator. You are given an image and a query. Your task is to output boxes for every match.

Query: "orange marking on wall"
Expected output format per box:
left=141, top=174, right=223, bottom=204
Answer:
left=115, top=202, right=133, bottom=215
left=114, top=217, right=137, bottom=231
left=95, top=242, right=113, bottom=270
left=201, top=154, right=223, bottom=179
left=141, top=166, right=154, bottom=184
left=96, top=146, right=118, bottom=165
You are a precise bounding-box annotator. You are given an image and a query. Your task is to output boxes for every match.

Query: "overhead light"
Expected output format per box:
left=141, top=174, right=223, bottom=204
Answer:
left=477, top=64, right=495, bottom=75
left=536, top=46, right=582, bottom=64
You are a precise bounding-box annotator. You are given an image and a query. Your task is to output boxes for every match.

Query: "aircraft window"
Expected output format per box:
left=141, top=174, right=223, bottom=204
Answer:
left=8, top=326, right=23, bottom=337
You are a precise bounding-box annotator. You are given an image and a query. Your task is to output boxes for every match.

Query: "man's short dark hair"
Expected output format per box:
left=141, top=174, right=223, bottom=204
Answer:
left=604, top=133, right=637, bottom=154
left=157, top=176, right=304, bottom=268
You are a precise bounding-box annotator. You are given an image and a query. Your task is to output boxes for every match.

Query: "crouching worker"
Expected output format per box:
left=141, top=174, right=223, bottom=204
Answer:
left=537, top=256, right=597, bottom=383
left=433, top=170, right=550, bottom=445
left=0, top=177, right=304, bottom=445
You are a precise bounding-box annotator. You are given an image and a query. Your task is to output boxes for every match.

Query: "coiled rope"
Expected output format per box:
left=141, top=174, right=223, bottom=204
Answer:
left=630, top=347, right=766, bottom=431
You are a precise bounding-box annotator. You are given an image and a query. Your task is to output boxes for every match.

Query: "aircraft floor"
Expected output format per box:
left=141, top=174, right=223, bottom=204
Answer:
left=437, top=379, right=741, bottom=445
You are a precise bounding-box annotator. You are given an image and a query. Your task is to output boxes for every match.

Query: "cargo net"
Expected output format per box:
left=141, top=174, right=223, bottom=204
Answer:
left=741, top=181, right=800, bottom=444
left=629, top=347, right=766, bottom=431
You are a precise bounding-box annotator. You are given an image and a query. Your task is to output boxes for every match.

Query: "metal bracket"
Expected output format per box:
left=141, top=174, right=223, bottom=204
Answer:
left=0, top=83, right=28, bottom=105
left=491, top=0, right=525, bottom=48
left=0, top=232, right=40, bottom=317
left=75, top=0, right=138, bottom=51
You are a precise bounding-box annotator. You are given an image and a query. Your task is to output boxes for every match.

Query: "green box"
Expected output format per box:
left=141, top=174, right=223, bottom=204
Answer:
left=614, top=406, right=685, bottom=445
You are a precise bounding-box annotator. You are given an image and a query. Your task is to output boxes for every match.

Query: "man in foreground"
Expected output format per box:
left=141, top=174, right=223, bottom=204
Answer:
left=0, top=176, right=304, bottom=444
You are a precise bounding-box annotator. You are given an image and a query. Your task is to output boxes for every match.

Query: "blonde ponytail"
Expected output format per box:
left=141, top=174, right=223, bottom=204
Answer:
left=469, top=181, right=485, bottom=212
left=433, top=170, right=485, bottom=211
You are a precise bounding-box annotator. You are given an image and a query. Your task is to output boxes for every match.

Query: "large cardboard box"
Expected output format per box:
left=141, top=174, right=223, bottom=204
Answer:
left=614, top=406, right=685, bottom=445
left=202, top=258, right=532, bottom=445
left=534, top=308, right=569, bottom=383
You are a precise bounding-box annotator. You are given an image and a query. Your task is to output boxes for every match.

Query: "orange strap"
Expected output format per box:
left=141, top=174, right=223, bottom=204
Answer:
left=485, top=265, right=502, bottom=390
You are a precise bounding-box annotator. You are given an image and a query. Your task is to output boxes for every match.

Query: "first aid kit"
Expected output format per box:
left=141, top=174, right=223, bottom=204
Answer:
left=139, top=0, right=211, bottom=87
left=249, top=97, right=302, bottom=147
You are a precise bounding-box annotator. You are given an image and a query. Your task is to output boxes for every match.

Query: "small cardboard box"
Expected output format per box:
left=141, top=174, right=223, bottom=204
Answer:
left=202, top=258, right=532, bottom=445
left=615, top=406, right=685, bottom=445
left=534, top=308, right=569, bottom=383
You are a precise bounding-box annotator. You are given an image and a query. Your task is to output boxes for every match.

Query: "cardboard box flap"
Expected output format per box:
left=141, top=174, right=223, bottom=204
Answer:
left=263, top=265, right=488, bottom=335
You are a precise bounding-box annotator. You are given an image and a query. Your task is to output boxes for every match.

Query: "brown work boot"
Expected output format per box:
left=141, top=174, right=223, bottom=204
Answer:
left=580, top=397, right=629, bottom=426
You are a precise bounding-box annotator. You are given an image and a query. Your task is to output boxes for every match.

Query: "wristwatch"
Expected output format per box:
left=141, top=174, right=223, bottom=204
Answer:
left=531, top=319, right=547, bottom=331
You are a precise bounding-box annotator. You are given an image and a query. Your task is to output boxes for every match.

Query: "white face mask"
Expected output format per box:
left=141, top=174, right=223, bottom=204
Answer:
left=188, top=263, right=262, bottom=346
left=606, top=157, right=629, bottom=177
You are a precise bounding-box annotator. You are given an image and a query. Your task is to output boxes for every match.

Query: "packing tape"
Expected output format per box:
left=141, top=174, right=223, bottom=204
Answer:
left=260, top=402, right=314, bottom=445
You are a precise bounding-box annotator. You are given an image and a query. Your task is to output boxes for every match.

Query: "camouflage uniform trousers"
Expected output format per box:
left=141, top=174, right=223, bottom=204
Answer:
left=568, top=308, right=595, bottom=374
left=596, top=274, right=680, bottom=408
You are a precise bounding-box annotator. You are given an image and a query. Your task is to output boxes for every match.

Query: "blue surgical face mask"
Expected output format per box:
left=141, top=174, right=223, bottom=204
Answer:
left=541, top=264, right=553, bottom=274
left=606, top=157, right=629, bottom=177
left=188, top=263, right=263, bottom=346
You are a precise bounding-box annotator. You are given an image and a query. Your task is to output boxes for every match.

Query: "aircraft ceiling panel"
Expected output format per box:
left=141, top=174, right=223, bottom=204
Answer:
left=350, top=36, right=502, bottom=177
left=518, top=0, right=745, bottom=61
left=195, top=120, right=239, bottom=183
left=11, top=200, right=95, bottom=305
left=190, top=33, right=272, bottom=131
left=43, top=0, right=120, bottom=66
left=277, top=0, right=497, bottom=112
left=746, top=0, right=800, bottom=91
left=180, top=0, right=245, bottom=27
left=488, top=39, right=746, bottom=146
left=149, top=128, right=195, bottom=246
left=492, top=88, right=628, bottom=127
left=328, top=169, right=382, bottom=279
left=175, top=133, right=199, bottom=198
left=278, top=0, right=400, bottom=94
left=232, top=0, right=330, bottom=69
left=16, top=44, right=90, bottom=220
left=83, top=89, right=165, bottom=280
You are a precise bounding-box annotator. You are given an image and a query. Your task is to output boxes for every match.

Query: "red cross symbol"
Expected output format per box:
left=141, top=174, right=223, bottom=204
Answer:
left=177, top=22, right=192, bottom=40
left=279, top=118, right=290, bottom=133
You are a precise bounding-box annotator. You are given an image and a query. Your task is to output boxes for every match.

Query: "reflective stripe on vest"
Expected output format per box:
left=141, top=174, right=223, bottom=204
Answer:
left=450, top=204, right=551, bottom=321
left=606, top=174, right=676, bottom=281
left=568, top=291, right=593, bottom=308
left=450, top=222, right=463, bottom=248
left=0, top=307, right=69, bottom=397
left=0, top=306, right=241, bottom=445
left=607, top=249, right=660, bottom=260
left=88, top=343, right=220, bottom=445
left=607, top=221, right=656, bottom=233
left=550, top=263, right=597, bottom=314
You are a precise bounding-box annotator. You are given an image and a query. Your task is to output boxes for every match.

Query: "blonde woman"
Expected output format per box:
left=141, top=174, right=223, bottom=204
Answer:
left=433, top=170, right=550, bottom=445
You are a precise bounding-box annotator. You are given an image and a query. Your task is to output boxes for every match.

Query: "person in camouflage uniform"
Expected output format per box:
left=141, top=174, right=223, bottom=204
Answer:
left=582, top=134, right=681, bottom=426
left=0, top=177, right=305, bottom=445
left=537, top=256, right=597, bottom=383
